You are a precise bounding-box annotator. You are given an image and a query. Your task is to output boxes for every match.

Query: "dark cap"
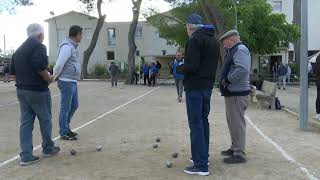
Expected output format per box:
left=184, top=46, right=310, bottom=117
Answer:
left=186, top=14, right=203, bottom=25
left=69, top=25, right=83, bottom=37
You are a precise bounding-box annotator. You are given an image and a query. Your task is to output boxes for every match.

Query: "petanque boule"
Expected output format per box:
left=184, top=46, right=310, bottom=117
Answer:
left=172, top=152, right=178, bottom=158
left=152, top=144, right=158, bottom=149
left=165, top=160, right=172, bottom=168
left=70, top=149, right=77, bottom=156
left=96, top=145, right=103, bottom=152
left=155, top=137, right=161, bottom=143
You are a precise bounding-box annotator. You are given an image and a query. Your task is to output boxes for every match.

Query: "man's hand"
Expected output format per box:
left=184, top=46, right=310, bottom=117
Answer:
left=48, top=75, right=56, bottom=84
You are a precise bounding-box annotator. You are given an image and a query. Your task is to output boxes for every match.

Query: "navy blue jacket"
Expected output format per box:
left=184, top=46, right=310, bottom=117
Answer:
left=10, top=38, right=49, bottom=91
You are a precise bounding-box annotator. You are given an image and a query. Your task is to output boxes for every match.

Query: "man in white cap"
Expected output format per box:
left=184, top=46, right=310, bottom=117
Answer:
left=177, top=13, right=220, bottom=176
left=219, top=29, right=251, bottom=164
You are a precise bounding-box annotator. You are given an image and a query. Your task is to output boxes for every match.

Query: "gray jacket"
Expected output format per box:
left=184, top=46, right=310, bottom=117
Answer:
left=53, top=38, right=81, bottom=81
left=227, top=44, right=251, bottom=93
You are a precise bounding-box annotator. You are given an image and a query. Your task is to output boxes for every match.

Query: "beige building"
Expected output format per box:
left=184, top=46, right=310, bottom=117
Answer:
left=45, top=11, right=178, bottom=76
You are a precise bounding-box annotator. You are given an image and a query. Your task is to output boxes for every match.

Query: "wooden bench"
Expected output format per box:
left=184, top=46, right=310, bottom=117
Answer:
left=255, top=81, right=277, bottom=110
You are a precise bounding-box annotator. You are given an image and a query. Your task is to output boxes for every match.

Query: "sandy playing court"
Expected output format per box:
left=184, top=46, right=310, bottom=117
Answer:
left=0, top=81, right=319, bottom=180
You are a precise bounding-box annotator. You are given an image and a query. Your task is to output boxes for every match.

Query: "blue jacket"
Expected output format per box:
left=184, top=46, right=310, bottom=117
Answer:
left=278, top=64, right=288, bottom=76
left=172, top=59, right=184, bottom=79
left=150, top=64, right=158, bottom=75
left=143, top=64, right=149, bottom=75
left=11, top=37, right=49, bottom=91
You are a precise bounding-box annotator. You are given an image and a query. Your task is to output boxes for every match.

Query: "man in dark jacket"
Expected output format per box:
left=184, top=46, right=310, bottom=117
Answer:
left=10, top=23, right=60, bottom=166
left=178, top=14, right=220, bottom=176
left=278, top=62, right=288, bottom=90
left=314, top=55, right=320, bottom=120
left=219, top=30, right=251, bottom=164
left=109, top=62, right=119, bottom=87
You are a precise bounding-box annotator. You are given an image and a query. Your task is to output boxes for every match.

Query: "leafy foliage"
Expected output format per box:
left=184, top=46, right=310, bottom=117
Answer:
left=148, top=0, right=300, bottom=55
left=0, top=0, right=33, bottom=13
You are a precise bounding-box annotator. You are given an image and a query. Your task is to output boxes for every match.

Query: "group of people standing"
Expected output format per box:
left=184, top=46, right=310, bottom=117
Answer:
left=142, top=61, right=161, bottom=86
left=272, top=62, right=291, bottom=90
left=0, top=63, right=10, bottom=83
left=159, top=14, right=252, bottom=176
left=10, top=24, right=83, bottom=166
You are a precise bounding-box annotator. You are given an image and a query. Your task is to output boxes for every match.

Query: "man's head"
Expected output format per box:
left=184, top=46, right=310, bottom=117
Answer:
left=176, top=52, right=182, bottom=60
left=69, top=25, right=83, bottom=43
left=27, top=23, right=45, bottom=43
left=186, top=14, right=203, bottom=37
left=219, top=30, right=240, bottom=49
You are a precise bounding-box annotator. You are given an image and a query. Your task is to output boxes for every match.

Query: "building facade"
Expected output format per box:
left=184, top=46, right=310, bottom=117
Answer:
left=257, top=0, right=320, bottom=74
left=45, top=11, right=178, bottom=76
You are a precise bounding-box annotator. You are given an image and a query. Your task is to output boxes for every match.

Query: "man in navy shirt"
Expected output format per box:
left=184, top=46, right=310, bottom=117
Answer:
left=10, top=23, right=60, bottom=166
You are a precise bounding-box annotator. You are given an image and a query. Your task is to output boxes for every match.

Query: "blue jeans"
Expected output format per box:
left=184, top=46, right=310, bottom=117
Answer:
left=57, top=80, right=79, bottom=135
left=17, top=89, right=54, bottom=161
left=186, top=89, right=212, bottom=171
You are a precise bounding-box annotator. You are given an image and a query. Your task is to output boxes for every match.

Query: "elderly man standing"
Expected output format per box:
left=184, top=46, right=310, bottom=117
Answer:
left=10, top=23, right=60, bottom=166
left=219, top=30, right=251, bottom=164
left=171, top=52, right=184, bottom=102
left=53, top=25, right=83, bottom=141
left=177, top=14, right=220, bottom=176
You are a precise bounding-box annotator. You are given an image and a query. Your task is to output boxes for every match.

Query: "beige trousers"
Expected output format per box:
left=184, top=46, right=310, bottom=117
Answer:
left=225, top=95, right=250, bottom=158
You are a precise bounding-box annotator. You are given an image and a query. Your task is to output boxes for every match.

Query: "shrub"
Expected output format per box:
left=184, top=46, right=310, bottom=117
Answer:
left=89, top=64, right=108, bottom=79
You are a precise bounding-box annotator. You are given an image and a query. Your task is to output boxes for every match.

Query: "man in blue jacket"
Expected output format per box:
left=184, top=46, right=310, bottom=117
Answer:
left=177, top=14, right=220, bottom=176
left=143, top=63, right=149, bottom=85
left=10, top=23, right=60, bottom=166
left=149, top=62, right=158, bottom=86
left=219, top=30, right=251, bottom=164
left=171, top=52, right=184, bottom=102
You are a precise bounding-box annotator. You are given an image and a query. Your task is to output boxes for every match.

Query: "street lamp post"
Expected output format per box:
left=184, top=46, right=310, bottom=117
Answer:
left=299, top=0, right=309, bottom=130
left=232, top=0, right=238, bottom=30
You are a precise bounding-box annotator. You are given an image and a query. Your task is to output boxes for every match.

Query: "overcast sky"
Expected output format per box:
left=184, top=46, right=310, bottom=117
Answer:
left=0, top=0, right=170, bottom=51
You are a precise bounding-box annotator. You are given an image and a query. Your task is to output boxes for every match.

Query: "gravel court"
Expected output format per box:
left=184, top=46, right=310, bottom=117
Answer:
left=0, top=85, right=315, bottom=180
left=0, top=81, right=142, bottom=161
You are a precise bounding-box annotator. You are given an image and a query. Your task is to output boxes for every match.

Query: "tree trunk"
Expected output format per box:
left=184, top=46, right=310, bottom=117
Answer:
left=82, top=0, right=106, bottom=79
left=199, top=0, right=225, bottom=82
left=127, top=0, right=142, bottom=84
left=293, top=0, right=301, bottom=75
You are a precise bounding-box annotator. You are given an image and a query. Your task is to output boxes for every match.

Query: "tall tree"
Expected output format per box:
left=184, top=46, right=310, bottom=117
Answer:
left=79, top=0, right=107, bottom=79
left=0, top=0, right=33, bottom=13
left=128, top=0, right=143, bottom=84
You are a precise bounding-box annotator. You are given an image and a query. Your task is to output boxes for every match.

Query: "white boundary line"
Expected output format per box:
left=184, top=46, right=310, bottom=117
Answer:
left=0, top=86, right=105, bottom=108
left=0, top=87, right=160, bottom=168
left=212, top=89, right=318, bottom=180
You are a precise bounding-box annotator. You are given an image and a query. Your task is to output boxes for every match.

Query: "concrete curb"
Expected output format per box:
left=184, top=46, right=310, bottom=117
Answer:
left=282, top=107, right=320, bottom=131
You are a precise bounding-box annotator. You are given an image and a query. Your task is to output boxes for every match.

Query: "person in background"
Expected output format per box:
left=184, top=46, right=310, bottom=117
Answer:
left=149, top=62, right=158, bottom=86
left=53, top=25, right=83, bottom=141
left=171, top=52, right=184, bottom=102
left=143, top=63, right=149, bottom=85
left=314, top=55, right=320, bottom=120
left=287, top=64, right=292, bottom=84
left=278, top=62, right=288, bottom=90
left=272, top=62, right=278, bottom=82
left=156, top=61, right=162, bottom=84
left=219, top=29, right=251, bottom=165
left=177, top=14, right=220, bottom=176
left=10, top=23, right=60, bottom=166
left=109, top=62, right=119, bottom=87
left=3, top=63, right=10, bottom=83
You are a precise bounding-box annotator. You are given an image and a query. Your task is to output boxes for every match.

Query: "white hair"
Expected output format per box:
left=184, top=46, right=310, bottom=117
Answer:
left=27, top=23, right=44, bottom=37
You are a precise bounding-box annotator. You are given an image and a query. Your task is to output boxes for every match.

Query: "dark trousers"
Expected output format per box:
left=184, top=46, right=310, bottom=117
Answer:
left=186, top=89, right=212, bottom=172
left=144, top=75, right=149, bottom=85
left=317, top=79, right=320, bottom=114
left=149, top=74, right=156, bottom=86
left=17, top=89, right=54, bottom=161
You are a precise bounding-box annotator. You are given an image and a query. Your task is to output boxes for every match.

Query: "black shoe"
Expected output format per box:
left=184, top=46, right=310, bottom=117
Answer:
left=60, top=133, right=77, bottom=140
left=43, top=146, right=60, bottom=158
left=68, top=130, right=78, bottom=137
left=221, top=149, right=234, bottom=156
left=183, top=166, right=209, bottom=176
left=20, top=155, right=40, bottom=166
left=223, top=155, right=246, bottom=164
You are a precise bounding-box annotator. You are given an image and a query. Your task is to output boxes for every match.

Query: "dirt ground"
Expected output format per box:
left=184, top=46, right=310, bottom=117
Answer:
left=0, top=81, right=319, bottom=180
